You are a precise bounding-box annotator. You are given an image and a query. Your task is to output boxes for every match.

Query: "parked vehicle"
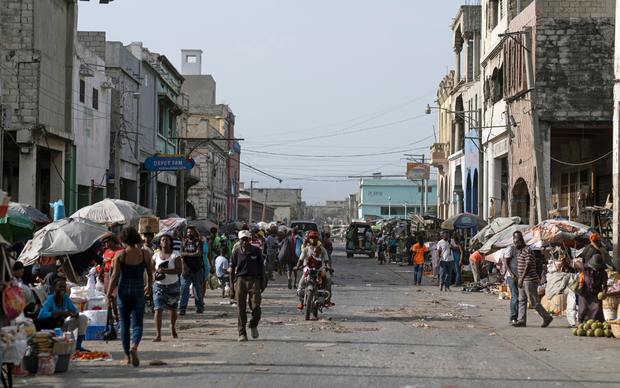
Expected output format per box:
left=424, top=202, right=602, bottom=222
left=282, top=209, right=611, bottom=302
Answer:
left=290, top=220, right=318, bottom=234
left=345, top=221, right=376, bottom=258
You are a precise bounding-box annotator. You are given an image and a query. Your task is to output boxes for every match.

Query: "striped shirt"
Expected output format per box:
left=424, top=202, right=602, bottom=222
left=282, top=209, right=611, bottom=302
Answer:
left=173, top=239, right=182, bottom=253
left=517, top=246, right=538, bottom=283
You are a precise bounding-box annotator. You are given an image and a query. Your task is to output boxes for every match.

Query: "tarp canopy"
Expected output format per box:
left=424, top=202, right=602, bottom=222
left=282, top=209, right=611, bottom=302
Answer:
left=479, top=224, right=533, bottom=255
left=18, top=217, right=109, bottom=266
left=155, top=218, right=188, bottom=238
left=471, top=216, right=521, bottom=246
left=441, top=213, right=487, bottom=231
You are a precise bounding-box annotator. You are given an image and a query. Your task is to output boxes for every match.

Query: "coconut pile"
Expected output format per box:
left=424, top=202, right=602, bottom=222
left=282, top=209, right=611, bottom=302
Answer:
left=572, top=319, right=614, bottom=338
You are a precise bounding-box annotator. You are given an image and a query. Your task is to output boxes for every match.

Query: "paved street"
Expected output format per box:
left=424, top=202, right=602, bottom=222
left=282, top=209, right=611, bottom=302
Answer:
left=20, top=243, right=620, bottom=388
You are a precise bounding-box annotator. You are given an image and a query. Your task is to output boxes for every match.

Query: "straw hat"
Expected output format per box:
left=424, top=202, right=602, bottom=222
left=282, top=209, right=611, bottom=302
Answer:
left=101, top=232, right=120, bottom=245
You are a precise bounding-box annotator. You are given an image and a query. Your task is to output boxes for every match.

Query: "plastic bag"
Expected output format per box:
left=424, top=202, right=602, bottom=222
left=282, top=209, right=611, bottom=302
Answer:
left=208, top=273, right=220, bottom=290
left=49, top=199, right=65, bottom=221
left=96, top=278, right=105, bottom=294
left=3, top=279, right=25, bottom=320
left=1, top=340, right=27, bottom=363
left=566, top=290, right=578, bottom=326
left=85, top=267, right=97, bottom=291
left=37, top=353, right=57, bottom=376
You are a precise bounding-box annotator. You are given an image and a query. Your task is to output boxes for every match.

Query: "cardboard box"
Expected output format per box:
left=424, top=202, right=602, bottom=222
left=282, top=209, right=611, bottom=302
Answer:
left=139, top=217, right=159, bottom=234
left=499, top=285, right=508, bottom=292
left=52, top=340, right=74, bottom=355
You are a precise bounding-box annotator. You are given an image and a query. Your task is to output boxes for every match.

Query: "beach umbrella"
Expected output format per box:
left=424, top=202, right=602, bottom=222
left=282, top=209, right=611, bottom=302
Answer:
left=71, top=198, right=154, bottom=229
left=9, top=202, right=50, bottom=224
left=18, top=217, right=109, bottom=266
left=470, top=216, right=521, bottom=246
left=441, top=213, right=487, bottom=231
left=0, top=208, right=36, bottom=243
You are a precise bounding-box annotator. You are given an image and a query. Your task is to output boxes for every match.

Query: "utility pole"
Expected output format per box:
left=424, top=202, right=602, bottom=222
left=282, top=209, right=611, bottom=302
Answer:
left=113, top=95, right=123, bottom=200
left=524, top=28, right=548, bottom=223
left=179, top=139, right=186, bottom=218
left=249, top=179, right=258, bottom=223
left=478, top=108, right=484, bottom=217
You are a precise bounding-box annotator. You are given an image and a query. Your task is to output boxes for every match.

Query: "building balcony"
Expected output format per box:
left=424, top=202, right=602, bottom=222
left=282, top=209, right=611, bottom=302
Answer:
left=430, top=142, right=449, bottom=169
left=184, top=164, right=201, bottom=189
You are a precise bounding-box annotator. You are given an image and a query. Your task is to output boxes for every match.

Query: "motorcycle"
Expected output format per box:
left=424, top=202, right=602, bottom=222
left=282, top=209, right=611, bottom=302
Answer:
left=299, top=269, right=331, bottom=320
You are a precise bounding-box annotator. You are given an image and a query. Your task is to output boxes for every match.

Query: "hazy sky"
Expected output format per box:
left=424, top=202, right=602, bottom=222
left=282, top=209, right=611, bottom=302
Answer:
left=78, top=0, right=466, bottom=206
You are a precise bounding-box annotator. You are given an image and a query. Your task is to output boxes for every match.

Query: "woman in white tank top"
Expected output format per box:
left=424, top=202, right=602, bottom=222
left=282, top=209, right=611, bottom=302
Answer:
left=152, top=235, right=183, bottom=342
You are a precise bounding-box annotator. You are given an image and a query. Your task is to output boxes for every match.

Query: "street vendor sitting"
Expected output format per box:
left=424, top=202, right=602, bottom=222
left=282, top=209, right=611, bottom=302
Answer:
left=38, top=278, right=90, bottom=352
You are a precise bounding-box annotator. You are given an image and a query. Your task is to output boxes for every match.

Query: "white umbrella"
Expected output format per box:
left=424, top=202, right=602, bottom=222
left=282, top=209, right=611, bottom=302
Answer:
left=18, top=217, right=109, bottom=266
left=71, top=198, right=154, bottom=229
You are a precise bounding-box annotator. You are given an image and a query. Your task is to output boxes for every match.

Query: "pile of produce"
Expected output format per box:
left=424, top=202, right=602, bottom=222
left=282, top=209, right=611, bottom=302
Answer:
left=572, top=319, right=614, bottom=338
left=72, top=350, right=111, bottom=360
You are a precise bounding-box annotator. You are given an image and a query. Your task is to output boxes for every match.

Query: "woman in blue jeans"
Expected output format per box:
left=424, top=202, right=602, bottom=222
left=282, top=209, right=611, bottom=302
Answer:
left=107, top=227, right=154, bottom=367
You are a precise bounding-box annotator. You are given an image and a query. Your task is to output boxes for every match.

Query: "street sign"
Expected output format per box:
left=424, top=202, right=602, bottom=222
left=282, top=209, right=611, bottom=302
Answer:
left=144, top=155, right=195, bottom=171
left=406, top=163, right=430, bottom=180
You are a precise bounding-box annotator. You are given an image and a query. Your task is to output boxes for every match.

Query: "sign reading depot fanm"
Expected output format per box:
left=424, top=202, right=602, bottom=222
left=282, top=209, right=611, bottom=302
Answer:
left=144, top=155, right=196, bottom=171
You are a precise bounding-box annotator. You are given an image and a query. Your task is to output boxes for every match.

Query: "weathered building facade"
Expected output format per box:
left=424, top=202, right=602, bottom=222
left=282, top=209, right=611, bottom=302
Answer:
left=0, top=0, right=77, bottom=215
left=432, top=0, right=615, bottom=228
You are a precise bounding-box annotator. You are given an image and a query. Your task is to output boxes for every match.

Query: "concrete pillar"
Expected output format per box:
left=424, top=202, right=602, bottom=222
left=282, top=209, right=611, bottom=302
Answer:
left=18, top=148, right=37, bottom=206
left=49, top=149, right=65, bottom=204
left=473, top=32, right=481, bottom=79
left=455, top=49, right=461, bottom=83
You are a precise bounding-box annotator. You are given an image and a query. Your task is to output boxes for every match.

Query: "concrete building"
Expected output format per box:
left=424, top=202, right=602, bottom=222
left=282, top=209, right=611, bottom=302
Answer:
left=481, top=0, right=614, bottom=224
left=306, top=200, right=348, bottom=226
left=71, top=36, right=112, bottom=210
left=238, top=195, right=275, bottom=223
left=429, top=5, right=482, bottom=222
left=357, top=178, right=437, bottom=220
left=181, top=50, right=239, bottom=222
left=247, top=187, right=303, bottom=223
left=0, top=0, right=77, bottom=216
left=430, top=71, right=454, bottom=220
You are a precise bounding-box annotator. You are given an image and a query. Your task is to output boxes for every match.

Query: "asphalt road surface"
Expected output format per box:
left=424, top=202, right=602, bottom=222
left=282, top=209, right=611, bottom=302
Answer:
left=20, top=243, right=620, bottom=388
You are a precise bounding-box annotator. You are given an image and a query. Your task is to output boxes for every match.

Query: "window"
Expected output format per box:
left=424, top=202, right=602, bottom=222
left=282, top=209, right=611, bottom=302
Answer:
left=186, top=55, right=196, bottom=63
left=79, top=79, right=85, bottom=103
left=489, top=0, right=499, bottom=30
left=92, top=88, right=98, bottom=110
left=168, top=113, right=174, bottom=137
left=158, top=104, right=164, bottom=135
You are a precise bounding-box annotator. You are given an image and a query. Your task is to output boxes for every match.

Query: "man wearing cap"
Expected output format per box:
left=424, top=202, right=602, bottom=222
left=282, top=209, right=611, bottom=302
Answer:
left=294, top=231, right=334, bottom=309
left=512, top=231, right=553, bottom=328
left=180, top=226, right=205, bottom=315
left=229, top=230, right=267, bottom=342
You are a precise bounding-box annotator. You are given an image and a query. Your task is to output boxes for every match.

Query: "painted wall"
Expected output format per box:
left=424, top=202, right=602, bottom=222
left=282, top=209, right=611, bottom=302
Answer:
left=73, top=41, right=111, bottom=189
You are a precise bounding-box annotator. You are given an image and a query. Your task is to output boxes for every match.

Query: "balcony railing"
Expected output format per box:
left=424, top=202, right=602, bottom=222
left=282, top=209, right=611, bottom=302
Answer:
left=430, top=142, right=449, bottom=168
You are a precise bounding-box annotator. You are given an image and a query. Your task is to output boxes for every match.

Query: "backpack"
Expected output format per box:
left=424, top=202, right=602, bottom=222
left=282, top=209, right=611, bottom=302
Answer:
left=217, top=237, right=228, bottom=257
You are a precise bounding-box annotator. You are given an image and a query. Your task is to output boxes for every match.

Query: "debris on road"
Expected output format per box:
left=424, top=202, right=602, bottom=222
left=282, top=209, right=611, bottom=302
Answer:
left=149, top=359, right=167, bottom=366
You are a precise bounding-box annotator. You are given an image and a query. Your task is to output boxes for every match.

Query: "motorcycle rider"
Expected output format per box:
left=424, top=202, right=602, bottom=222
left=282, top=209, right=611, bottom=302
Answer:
left=293, top=231, right=334, bottom=310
